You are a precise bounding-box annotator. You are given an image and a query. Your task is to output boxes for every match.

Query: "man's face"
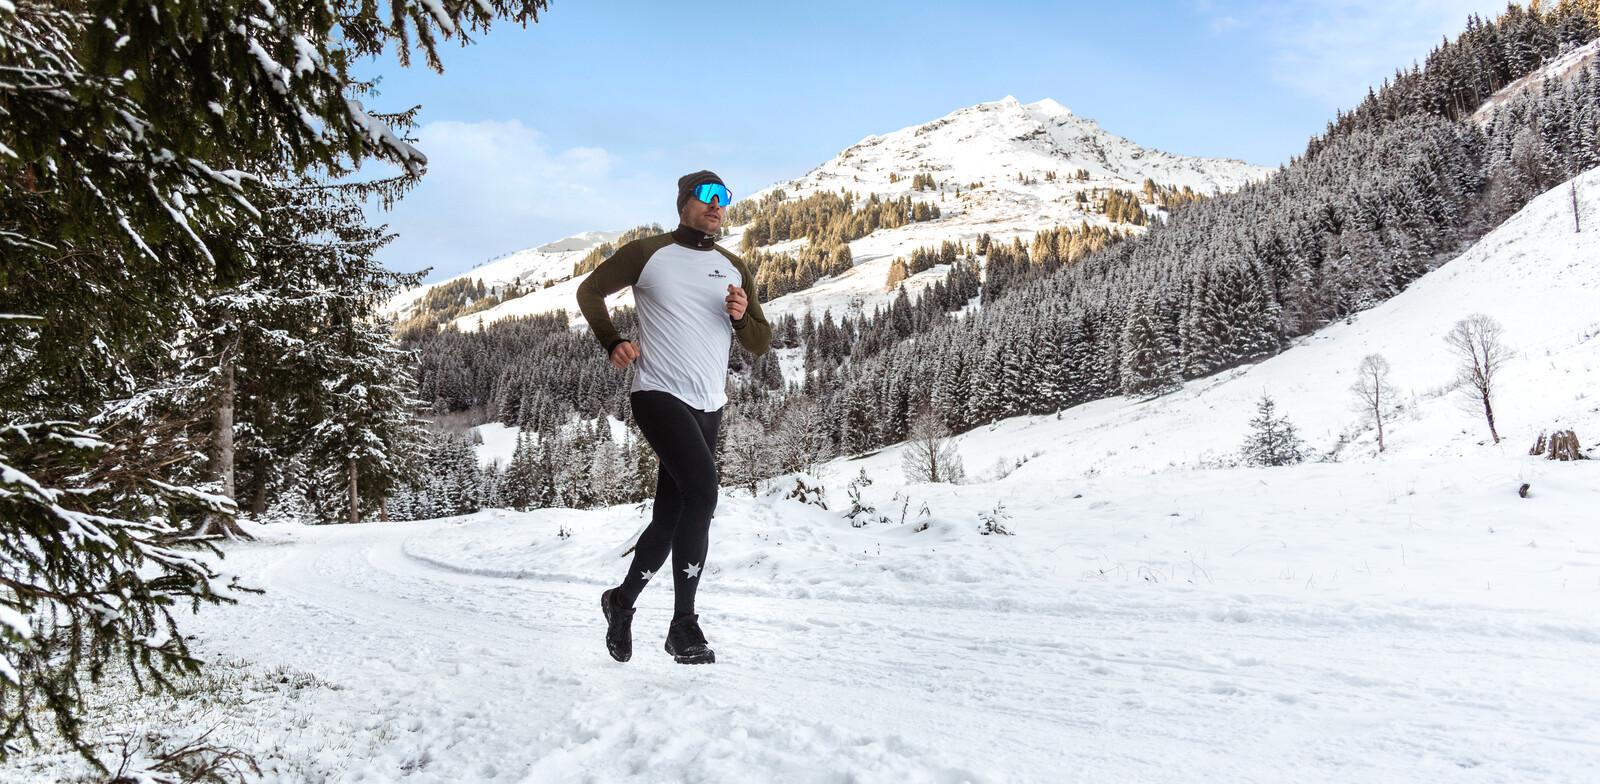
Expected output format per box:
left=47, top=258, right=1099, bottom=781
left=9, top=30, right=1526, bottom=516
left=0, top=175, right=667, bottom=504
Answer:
left=681, top=193, right=725, bottom=234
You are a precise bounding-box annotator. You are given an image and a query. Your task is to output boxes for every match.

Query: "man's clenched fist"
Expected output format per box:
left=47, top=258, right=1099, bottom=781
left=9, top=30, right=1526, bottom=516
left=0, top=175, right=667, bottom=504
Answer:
left=726, top=284, right=748, bottom=321
left=609, top=340, right=639, bottom=370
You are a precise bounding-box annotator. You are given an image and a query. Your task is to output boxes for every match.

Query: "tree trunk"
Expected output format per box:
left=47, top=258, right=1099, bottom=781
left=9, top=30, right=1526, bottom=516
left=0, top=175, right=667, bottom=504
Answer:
left=194, top=349, right=252, bottom=539
left=251, top=460, right=268, bottom=517
left=1482, top=393, right=1499, bottom=444
left=348, top=457, right=360, bottom=524
left=380, top=496, right=389, bottom=522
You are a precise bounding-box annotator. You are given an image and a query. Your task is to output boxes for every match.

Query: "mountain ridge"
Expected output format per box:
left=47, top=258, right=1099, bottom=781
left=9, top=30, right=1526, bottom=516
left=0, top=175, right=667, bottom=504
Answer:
left=387, top=97, right=1272, bottom=330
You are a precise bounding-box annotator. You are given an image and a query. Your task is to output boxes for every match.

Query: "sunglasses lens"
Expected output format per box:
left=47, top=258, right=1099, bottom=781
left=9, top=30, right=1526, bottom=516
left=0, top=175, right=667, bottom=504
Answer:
left=695, top=183, right=731, bottom=206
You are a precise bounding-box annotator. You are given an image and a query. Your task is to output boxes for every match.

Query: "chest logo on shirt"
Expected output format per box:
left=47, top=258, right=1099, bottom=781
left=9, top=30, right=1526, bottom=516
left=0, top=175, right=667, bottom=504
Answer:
left=707, top=269, right=729, bottom=280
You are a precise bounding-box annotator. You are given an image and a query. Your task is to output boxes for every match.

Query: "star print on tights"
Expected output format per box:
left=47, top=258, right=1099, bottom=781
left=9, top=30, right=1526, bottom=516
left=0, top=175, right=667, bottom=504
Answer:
left=683, top=562, right=702, bottom=579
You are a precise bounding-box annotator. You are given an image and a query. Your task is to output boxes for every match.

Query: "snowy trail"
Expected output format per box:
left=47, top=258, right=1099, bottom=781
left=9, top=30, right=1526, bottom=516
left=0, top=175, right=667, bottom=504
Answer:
left=188, top=513, right=1600, bottom=783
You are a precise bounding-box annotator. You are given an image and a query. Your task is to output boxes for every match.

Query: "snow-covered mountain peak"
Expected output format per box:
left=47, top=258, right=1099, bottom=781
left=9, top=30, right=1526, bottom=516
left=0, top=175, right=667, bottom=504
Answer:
left=1027, top=97, right=1073, bottom=117
left=766, top=96, right=1270, bottom=208
left=535, top=230, right=622, bottom=254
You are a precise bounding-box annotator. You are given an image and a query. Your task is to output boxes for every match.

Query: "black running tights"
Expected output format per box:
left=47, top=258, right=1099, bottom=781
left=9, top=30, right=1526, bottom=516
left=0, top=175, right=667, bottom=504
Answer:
left=615, top=390, right=721, bottom=620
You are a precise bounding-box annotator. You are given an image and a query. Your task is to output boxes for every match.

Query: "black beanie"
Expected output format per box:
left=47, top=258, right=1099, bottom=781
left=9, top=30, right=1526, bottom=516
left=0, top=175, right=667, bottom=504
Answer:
left=677, top=170, right=726, bottom=212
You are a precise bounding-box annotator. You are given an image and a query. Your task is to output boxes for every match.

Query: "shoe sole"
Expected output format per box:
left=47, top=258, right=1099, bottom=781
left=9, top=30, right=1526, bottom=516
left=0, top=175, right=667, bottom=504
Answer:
left=601, top=590, right=631, bottom=663
left=664, top=640, right=716, bottom=665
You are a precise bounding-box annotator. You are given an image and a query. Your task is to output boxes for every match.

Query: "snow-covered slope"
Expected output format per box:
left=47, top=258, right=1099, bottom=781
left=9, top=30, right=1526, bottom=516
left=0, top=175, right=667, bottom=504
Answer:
left=392, top=97, right=1273, bottom=332
left=384, top=228, right=627, bottom=317
left=848, top=166, right=1600, bottom=483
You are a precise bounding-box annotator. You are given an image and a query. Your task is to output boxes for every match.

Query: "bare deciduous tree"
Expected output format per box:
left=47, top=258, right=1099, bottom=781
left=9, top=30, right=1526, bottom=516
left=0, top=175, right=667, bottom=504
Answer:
left=1445, top=314, right=1511, bottom=444
left=1350, top=354, right=1397, bottom=452
left=719, top=414, right=773, bottom=497
left=775, top=395, right=831, bottom=475
left=902, top=409, right=965, bottom=484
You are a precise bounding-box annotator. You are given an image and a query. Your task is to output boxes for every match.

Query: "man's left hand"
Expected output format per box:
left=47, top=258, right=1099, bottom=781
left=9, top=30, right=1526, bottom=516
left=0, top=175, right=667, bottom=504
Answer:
left=726, top=284, right=747, bottom=321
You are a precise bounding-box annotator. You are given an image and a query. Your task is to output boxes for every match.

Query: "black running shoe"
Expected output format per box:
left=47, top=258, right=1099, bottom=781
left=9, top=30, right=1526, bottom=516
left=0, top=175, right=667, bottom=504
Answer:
left=601, top=588, right=633, bottom=662
left=664, top=614, right=716, bottom=665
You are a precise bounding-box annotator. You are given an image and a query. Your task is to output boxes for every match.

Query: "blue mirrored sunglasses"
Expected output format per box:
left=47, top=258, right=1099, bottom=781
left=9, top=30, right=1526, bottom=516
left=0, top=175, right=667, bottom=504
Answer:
left=693, top=183, right=732, bottom=206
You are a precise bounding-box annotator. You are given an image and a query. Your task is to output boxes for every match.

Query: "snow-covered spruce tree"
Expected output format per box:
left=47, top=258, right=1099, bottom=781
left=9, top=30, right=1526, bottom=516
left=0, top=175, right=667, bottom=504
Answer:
left=0, top=422, right=243, bottom=768
left=0, top=0, right=546, bottom=764
left=1241, top=393, right=1307, bottom=467
left=197, top=172, right=430, bottom=530
left=502, top=430, right=538, bottom=511
left=1119, top=295, right=1182, bottom=399
left=101, top=170, right=431, bottom=531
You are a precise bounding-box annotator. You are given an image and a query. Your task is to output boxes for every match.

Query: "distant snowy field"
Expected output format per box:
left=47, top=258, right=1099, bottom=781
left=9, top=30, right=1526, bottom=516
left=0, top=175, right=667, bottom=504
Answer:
left=8, top=178, right=1599, bottom=781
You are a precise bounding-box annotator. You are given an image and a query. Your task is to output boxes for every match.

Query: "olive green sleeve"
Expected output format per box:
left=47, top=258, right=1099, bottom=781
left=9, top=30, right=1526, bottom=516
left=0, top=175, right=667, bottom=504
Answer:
left=722, top=249, right=772, bottom=356
left=576, top=238, right=655, bottom=354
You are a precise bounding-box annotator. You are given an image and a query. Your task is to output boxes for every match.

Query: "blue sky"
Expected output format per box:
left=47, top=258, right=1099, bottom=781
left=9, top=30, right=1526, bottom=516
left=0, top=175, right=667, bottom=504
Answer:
left=358, top=0, right=1508, bottom=283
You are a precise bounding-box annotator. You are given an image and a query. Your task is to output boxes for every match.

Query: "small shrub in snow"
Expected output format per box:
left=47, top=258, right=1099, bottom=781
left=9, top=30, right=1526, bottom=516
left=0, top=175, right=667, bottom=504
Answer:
left=985, top=451, right=1040, bottom=481
left=1240, top=393, right=1306, bottom=467
left=782, top=475, right=829, bottom=509
left=1192, top=450, right=1242, bottom=470
left=978, top=501, right=1013, bottom=536
left=844, top=469, right=888, bottom=527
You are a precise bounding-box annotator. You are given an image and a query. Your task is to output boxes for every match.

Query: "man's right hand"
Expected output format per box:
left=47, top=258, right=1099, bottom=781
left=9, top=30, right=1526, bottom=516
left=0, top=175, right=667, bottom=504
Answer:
left=609, top=340, right=639, bottom=370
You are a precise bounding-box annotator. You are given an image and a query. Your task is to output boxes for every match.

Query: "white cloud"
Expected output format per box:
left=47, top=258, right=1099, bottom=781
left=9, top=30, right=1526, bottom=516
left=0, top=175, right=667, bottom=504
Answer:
left=371, top=119, right=670, bottom=280
left=1196, top=0, right=1509, bottom=107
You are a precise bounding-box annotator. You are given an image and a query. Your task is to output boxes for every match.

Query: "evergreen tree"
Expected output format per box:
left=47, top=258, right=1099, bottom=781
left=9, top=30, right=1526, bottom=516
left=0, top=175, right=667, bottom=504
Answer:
left=0, top=0, right=546, bottom=761
left=1119, top=296, right=1181, bottom=399
left=1241, top=393, right=1307, bottom=466
left=504, top=430, right=538, bottom=511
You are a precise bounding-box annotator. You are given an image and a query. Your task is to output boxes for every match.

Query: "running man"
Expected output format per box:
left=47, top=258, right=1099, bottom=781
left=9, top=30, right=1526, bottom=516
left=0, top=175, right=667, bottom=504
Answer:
left=577, top=170, right=771, bottom=665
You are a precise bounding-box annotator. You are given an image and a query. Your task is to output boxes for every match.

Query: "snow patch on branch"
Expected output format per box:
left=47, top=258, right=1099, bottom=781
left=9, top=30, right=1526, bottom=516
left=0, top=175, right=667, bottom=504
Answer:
left=0, top=606, right=33, bottom=640
left=246, top=37, right=291, bottom=95
left=418, top=0, right=457, bottom=34
left=345, top=99, right=427, bottom=175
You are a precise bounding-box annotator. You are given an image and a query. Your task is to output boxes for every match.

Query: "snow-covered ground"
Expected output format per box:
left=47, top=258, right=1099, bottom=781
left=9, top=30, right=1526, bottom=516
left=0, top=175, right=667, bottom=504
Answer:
left=8, top=171, right=1599, bottom=784
left=10, top=452, right=1583, bottom=783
